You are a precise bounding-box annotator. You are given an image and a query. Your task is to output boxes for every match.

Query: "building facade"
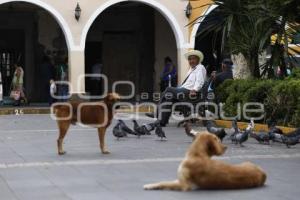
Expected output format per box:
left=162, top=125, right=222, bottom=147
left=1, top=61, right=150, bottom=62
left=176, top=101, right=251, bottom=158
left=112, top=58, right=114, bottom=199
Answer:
left=0, top=0, right=298, bottom=103
left=0, top=0, right=213, bottom=102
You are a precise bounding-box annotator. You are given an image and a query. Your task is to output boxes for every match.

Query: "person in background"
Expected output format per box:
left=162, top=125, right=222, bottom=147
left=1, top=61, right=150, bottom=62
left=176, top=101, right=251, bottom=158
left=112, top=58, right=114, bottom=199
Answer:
left=210, top=59, right=234, bottom=90
left=49, top=79, right=57, bottom=105
left=206, top=70, right=217, bottom=93
left=56, top=57, right=68, bottom=101
left=160, top=57, right=177, bottom=92
left=11, top=65, right=27, bottom=106
left=90, top=59, right=102, bottom=96
left=286, top=63, right=292, bottom=76
left=276, top=66, right=282, bottom=78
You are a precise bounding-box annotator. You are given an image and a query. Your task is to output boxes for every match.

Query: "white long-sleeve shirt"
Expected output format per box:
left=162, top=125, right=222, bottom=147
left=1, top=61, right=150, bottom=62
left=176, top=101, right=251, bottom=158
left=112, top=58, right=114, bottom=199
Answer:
left=50, top=83, right=57, bottom=95
left=181, top=64, right=207, bottom=91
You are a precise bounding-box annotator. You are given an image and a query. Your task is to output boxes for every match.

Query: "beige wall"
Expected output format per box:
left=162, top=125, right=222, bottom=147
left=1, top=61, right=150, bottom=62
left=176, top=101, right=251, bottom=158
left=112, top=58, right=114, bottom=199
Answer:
left=38, top=0, right=190, bottom=48
left=0, top=0, right=192, bottom=94
left=69, top=51, right=85, bottom=94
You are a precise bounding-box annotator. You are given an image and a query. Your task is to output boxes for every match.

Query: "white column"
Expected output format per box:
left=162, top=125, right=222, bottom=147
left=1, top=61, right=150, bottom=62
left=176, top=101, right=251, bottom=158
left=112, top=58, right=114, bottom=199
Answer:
left=69, top=50, right=85, bottom=94
left=177, top=48, right=189, bottom=84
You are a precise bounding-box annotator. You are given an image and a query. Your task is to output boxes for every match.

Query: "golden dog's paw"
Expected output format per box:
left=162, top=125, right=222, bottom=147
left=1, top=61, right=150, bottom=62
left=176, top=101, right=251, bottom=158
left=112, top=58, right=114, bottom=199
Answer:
left=58, top=151, right=66, bottom=155
left=143, top=183, right=158, bottom=190
left=102, top=150, right=111, bottom=154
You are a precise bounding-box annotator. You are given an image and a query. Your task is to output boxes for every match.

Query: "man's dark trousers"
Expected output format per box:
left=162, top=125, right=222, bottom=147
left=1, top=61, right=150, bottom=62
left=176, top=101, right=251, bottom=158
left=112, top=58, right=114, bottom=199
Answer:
left=158, top=87, right=190, bottom=125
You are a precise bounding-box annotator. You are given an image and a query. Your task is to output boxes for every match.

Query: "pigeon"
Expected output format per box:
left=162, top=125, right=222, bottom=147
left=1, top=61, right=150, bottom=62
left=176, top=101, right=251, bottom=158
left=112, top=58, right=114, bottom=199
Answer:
left=155, top=125, right=167, bottom=140
left=268, top=128, right=300, bottom=146
left=246, top=118, right=255, bottom=131
left=229, top=118, right=241, bottom=142
left=250, top=131, right=270, bottom=144
left=183, top=122, right=223, bottom=141
left=113, top=122, right=127, bottom=139
left=231, top=118, right=240, bottom=133
left=231, top=119, right=254, bottom=147
left=143, top=120, right=161, bottom=132
left=286, top=128, right=300, bottom=138
left=267, top=121, right=284, bottom=137
left=268, top=125, right=284, bottom=143
left=231, top=130, right=250, bottom=147
left=118, top=120, right=137, bottom=135
left=132, top=120, right=151, bottom=137
left=269, top=126, right=284, bottom=135
left=183, top=122, right=198, bottom=138
left=269, top=131, right=284, bottom=143
left=280, top=128, right=300, bottom=148
left=204, top=120, right=227, bottom=142
left=282, top=135, right=300, bottom=148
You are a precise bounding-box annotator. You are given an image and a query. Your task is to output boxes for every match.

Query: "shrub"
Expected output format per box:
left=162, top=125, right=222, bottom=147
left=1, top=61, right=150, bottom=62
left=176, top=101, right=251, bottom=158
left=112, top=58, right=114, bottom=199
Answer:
left=289, top=67, right=300, bottom=79
left=216, top=78, right=300, bottom=127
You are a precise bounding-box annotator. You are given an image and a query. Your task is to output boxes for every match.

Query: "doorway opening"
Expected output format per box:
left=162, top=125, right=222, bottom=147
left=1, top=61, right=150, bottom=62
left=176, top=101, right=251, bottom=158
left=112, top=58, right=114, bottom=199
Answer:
left=0, top=2, right=68, bottom=104
left=85, top=2, right=178, bottom=100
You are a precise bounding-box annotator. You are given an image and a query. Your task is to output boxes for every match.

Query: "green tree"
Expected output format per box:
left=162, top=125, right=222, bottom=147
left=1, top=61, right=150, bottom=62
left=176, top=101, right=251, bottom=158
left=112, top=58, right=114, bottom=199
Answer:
left=189, top=0, right=300, bottom=78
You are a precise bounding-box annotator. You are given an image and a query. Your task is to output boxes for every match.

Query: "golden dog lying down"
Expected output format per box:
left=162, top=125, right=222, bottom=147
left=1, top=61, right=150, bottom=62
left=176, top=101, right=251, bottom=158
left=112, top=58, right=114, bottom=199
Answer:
left=144, top=132, right=266, bottom=191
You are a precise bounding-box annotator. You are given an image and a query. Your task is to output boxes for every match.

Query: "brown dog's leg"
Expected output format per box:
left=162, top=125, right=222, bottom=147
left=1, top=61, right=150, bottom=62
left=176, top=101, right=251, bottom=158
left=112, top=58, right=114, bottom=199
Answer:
left=98, top=127, right=110, bottom=154
left=57, top=121, right=70, bottom=155
left=143, top=180, right=191, bottom=191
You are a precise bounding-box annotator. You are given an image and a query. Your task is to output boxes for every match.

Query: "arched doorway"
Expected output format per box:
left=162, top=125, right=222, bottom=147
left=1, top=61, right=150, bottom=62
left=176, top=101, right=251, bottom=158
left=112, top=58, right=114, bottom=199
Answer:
left=0, top=1, right=68, bottom=103
left=194, top=7, right=223, bottom=75
left=84, top=1, right=178, bottom=100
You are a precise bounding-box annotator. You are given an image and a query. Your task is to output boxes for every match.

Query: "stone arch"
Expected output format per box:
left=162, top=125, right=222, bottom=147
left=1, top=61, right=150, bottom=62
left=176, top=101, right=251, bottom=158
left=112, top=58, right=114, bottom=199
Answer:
left=81, top=0, right=186, bottom=50
left=0, top=0, right=74, bottom=51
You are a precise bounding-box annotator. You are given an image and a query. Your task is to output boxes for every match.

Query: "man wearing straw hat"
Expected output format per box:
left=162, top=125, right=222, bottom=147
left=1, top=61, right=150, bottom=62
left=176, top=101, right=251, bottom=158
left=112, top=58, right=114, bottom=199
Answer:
left=146, top=50, right=207, bottom=126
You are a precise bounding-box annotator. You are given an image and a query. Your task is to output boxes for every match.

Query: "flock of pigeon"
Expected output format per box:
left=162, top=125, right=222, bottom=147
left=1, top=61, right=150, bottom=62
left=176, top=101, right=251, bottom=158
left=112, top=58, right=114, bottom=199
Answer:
left=184, top=118, right=300, bottom=148
left=112, top=117, right=300, bottom=148
left=113, top=119, right=167, bottom=140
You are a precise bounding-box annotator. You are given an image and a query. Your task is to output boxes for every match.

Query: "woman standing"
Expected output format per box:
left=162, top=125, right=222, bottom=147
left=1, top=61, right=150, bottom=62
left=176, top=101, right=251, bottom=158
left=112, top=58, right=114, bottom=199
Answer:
left=10, top=65, right=27, bottom=106
left=160, top=57, right=177, bottom=92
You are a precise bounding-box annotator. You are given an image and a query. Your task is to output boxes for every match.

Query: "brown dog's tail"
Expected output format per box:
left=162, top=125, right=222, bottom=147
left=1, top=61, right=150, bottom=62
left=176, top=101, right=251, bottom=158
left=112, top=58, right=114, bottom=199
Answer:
left=260, top=171, right=267, bottom=186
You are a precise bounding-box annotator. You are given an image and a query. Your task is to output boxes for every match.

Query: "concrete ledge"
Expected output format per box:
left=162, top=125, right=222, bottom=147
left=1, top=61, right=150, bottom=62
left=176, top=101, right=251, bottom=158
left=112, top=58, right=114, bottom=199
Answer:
left=215, top=120, right=296, bottom=135
left=0, top=107, right=50, bottom=115
left=0, top=105, right=153, bottom=115
left=0, top=107, right=296, bottom=135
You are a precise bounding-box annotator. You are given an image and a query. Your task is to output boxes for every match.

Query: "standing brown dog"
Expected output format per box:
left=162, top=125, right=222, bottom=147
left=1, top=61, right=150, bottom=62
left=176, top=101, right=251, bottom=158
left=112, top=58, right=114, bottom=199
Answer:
left=144, top=132, right=266, bottom=191
left=54, top=93, right=120, bottom=155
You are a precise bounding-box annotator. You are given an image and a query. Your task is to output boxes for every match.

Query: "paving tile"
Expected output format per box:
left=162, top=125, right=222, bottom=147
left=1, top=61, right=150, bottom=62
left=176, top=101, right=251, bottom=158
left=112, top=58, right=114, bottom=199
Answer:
left=0, top=114, right=299, bottom=200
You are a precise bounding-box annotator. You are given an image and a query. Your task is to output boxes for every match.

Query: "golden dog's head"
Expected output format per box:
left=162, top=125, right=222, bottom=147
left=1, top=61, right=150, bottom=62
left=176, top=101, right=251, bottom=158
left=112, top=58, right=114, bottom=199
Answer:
left=193, top=132, right=227, bottom=157
left=104, top=93, right=121, bottom=107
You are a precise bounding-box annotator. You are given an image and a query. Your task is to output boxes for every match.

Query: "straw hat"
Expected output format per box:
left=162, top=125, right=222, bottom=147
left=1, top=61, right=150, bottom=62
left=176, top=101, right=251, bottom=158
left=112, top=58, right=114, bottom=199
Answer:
left=184, top=50, right=204, bottom=63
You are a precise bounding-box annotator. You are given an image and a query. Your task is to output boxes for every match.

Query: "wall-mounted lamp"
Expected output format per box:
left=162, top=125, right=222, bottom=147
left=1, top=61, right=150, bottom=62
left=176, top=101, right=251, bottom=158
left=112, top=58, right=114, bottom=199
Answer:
left=75, top=2, right=81, bottom=21
left=185, top=1, right=192, bottom=18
